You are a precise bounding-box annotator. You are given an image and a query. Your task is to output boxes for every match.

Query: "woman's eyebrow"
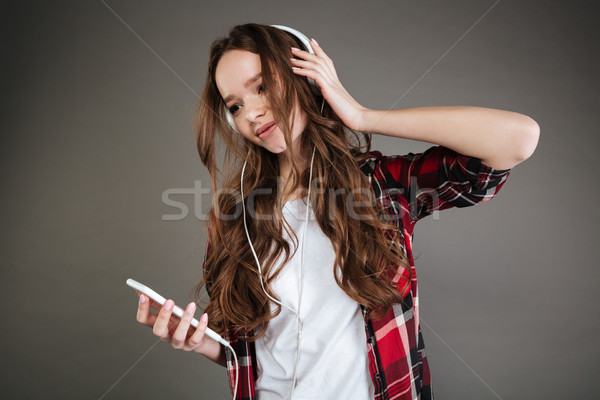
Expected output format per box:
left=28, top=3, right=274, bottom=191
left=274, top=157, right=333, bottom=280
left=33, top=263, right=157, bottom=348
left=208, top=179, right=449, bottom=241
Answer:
left=222, top=73, right=262, bottom=104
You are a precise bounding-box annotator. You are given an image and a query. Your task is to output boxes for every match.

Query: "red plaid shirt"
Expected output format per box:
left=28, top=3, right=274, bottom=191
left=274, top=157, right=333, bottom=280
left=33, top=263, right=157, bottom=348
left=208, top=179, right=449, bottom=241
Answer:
left=214, top=145, right=510, bottom=400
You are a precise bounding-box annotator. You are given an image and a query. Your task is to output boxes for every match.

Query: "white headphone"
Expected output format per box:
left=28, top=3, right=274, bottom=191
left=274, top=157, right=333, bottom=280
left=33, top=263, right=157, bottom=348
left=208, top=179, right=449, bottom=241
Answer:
left=224, top=25, right=321, bottom=133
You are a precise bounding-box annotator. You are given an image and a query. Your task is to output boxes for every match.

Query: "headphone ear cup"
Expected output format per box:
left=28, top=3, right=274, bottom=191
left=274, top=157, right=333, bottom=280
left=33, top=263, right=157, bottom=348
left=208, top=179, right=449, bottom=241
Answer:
left=307, top=79, right=321, bottom=97
left=303, top=74, right=321, bottom=97
left=225, top=107, right=238, bottom=133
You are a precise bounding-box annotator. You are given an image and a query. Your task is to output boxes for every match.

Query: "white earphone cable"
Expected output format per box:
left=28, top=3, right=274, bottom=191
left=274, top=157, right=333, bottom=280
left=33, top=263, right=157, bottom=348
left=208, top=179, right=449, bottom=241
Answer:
left=290, top=146, right=316, bottom=398
left=240, top=147, right=316, bottom=399
left=240, top=160, right=302, bottom=319
left=224, top=342, right=239, bottom=400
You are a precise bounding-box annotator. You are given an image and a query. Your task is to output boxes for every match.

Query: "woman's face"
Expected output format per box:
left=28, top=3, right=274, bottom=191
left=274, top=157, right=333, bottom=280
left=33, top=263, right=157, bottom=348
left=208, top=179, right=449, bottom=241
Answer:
left=215, top=49, right=307, bottom=155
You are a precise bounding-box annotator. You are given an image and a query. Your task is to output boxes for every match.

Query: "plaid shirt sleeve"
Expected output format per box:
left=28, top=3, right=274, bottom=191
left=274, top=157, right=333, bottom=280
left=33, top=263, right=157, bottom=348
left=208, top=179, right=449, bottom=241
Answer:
left=360, top=145, right=510, bottom=400
left=372, top=145, right=511, bottom=222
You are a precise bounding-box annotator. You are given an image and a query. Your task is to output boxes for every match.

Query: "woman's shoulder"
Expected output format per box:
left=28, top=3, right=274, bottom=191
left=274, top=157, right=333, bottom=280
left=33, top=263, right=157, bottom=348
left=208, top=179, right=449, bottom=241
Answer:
left=358, top=150, right=383, bottom=171
left=358, top=149, right=423, bottom=176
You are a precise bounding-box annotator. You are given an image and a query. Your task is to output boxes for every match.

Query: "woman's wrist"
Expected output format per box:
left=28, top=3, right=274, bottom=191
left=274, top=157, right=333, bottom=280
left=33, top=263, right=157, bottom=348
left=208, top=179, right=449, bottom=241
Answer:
left=349, top=106, right=373, bottom=133
left=353, top=108, right=387, bottom=134
left=194, top=337, right=227, bottom=367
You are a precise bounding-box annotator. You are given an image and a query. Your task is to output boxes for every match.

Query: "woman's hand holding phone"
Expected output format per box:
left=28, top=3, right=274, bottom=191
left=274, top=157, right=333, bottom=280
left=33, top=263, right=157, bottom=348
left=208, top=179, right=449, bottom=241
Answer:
left=134, top=292, right=226, bottom=366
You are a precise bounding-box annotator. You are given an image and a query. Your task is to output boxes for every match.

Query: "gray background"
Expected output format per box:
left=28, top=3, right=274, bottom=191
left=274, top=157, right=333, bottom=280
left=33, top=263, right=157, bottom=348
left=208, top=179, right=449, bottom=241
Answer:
left=2, top=0, right=598, bottom=399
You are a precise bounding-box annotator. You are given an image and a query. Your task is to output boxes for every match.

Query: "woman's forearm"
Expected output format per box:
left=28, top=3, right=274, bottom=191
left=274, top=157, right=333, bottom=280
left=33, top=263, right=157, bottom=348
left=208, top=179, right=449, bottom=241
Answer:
left=356, top=106, right=540, bottom=170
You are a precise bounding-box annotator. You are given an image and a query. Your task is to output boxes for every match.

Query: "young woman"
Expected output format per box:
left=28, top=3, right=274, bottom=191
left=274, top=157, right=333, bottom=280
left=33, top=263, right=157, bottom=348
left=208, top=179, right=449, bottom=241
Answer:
left=135, top=23, right=539, bottom=399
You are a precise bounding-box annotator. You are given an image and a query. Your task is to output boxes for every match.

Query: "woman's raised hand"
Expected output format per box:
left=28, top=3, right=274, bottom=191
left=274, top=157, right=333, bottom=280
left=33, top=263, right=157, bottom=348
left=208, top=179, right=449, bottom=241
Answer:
left=290, top=38, right=367, bottom=131
left=135, top=293, right=224, bottom=364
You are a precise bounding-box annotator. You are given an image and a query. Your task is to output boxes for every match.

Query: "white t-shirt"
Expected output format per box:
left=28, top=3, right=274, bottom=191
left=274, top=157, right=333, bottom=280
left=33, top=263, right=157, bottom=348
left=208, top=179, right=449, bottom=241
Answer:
left=255, top=198, right=374, bottom=400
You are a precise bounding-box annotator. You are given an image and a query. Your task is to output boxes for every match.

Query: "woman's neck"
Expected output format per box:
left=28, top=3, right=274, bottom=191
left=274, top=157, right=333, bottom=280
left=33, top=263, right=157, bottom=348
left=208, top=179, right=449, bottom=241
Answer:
left=278, top=148, right=308, bottom=202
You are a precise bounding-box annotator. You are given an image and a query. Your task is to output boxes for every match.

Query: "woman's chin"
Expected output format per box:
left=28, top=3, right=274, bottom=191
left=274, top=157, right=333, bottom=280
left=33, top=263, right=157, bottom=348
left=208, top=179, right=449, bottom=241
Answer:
left=263, top=142, right=287, bottom=155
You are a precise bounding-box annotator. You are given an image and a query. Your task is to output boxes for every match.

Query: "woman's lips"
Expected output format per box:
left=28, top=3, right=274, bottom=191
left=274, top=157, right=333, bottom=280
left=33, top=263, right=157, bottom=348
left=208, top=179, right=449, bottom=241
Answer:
left=258, top=123, right=277, bottom=139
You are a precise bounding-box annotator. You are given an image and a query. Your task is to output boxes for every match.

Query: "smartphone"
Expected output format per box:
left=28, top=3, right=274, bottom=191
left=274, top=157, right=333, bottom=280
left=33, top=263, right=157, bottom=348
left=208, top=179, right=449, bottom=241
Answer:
left=126, top=278, right=229, bottom=346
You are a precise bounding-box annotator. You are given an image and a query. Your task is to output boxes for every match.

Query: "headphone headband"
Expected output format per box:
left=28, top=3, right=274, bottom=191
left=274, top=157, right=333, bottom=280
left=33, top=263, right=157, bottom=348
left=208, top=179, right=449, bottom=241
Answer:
left=269, top=25, right=315, bottom=55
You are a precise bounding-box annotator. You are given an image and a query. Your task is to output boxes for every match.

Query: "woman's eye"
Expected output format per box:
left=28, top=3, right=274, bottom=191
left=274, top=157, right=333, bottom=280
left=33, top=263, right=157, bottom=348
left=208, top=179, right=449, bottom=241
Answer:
left=229, top=104, right=241, bottom=114
left=258, top=84, right=266, bottom=93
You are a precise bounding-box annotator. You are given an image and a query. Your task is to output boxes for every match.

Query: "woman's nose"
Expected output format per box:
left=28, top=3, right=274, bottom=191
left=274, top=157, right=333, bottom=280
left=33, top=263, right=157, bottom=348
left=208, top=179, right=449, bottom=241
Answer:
left=245, top=95, right=266, bottom=122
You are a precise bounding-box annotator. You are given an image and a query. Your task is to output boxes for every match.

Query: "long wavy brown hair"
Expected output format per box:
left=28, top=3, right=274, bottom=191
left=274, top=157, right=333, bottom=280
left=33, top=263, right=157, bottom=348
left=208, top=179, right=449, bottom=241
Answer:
left=194, top=23, right=411, bottom=339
